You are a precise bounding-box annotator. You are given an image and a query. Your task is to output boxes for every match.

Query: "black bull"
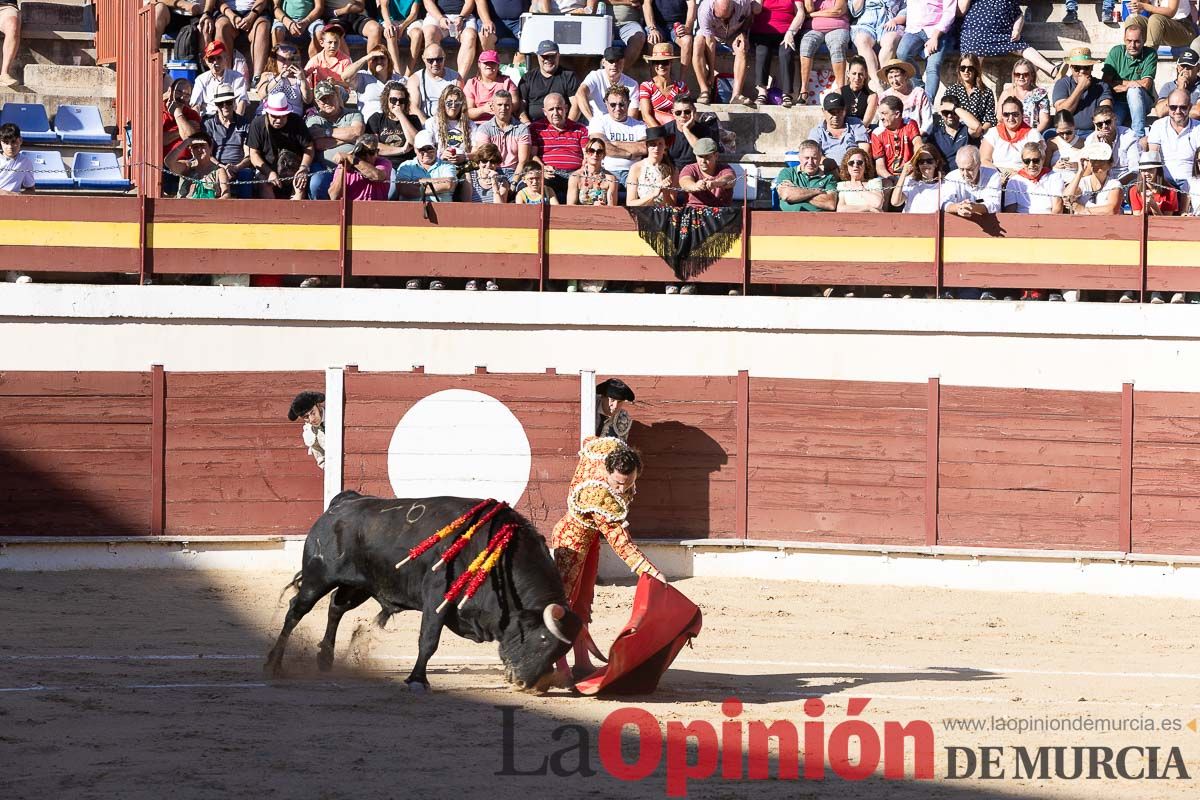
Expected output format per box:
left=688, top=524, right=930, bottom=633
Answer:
left=265, top=492, right=583, bottom=692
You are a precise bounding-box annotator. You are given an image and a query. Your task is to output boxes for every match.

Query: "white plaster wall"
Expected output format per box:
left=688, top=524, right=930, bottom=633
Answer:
left=2, top=284, right=1200, bottom=391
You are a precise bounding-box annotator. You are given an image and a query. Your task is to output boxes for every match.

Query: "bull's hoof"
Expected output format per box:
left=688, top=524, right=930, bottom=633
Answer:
left=263, top=661, right=284, bottom=680
left=405, top=679, right=430, bottom=694
left=316, top=648, right=334, bottom=672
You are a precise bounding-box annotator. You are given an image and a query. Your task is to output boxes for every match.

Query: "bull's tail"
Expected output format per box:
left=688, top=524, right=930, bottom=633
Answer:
left=277, top=570, right=304, bottom=604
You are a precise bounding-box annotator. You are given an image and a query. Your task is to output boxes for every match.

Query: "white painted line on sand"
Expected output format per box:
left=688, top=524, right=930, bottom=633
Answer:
left=4, top=652, right=1199, bottom=682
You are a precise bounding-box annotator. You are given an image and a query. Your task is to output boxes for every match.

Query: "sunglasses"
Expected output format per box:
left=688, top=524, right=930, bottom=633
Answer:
left=425, top=56, right=444, bottom=63
left=940, top=109, right=956, bottom=116
left=958, top=65, right=976, bottom=73
left=607, top=101, right=628, bottom=107
left=1001, top=110, right=1022, bottom=118
left=1013, top=71, right=1032, bottom=78
left=216, top=99, right=234, bottom=107
left=846, top=159, right=866, bottom=166
left=586, top=147, right=605, bottom=154
left=1169, top=104, right=1190, bottom=111
left=673, top=108, right=693, bottom=115
left=1094, top=119, right=1114, bottom=127
left=917, top=158, right=935, bottom=165
left=388, top=96, right=408, bottom=104
left=1022, top=157, right=1041, bottom=164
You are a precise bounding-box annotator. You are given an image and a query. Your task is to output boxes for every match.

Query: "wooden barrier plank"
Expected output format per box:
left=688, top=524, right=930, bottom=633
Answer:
left=1135, top=391, right=1200, bottom=419
left=347, top=373, right=580, bottom=402
left=749, top=429, right=925, bottom=461
left=0, top=371, right=151, bottom=396
left=1130, top=519, right=1200, bottom=554
left=1, top=424, right=152, bottom=450
left=939, top=462, right=1121, bottom=492
left=0, top=450, right=151, bottom=476
left=2, top=396, right=151, bottom=424
left=749, top=482, right=924, bottom=514
left=941, top=386, right=1122, bottom=417
left=937, top=514, right=1114, bottom=549
left=165, top=474, right=323, bottom=503
left=940, top=436, right=1120, bottom=469
left=749, top=407, right=926, bottom=438
left=939, top=411, right=1121, bottom=443
left=1132, top=467, right=1200, bottom=496
left=751, top=459, right=925, bottom=487
left=747, top=508, right=925, bottom=542
left=0, top=246, right=140, bottom=273
left=750, top=379, right=928, bottom=409
left=164, top=499, right=323, bottom=534
left=939, top=488, right=1119, bottom=516
left=167, top=371, right=323, bottom=398
left=0, top=195, right=140, bottom=223
left=165, top=426, right=305, bottom=450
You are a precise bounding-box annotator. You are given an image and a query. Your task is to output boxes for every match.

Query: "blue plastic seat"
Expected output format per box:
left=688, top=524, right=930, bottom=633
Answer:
left=72, top=151, right=132, bottom=191
left=55, top=104, right=113, bottom=146
left=25, top=150, right=74, bottom=190
left=0, top=103, right=58, bottom=144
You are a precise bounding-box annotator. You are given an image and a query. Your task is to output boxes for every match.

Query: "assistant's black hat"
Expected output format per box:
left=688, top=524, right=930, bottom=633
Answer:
left=288, top=391, right=325, bottom=421
left=596, top=378, right=635, bottom=403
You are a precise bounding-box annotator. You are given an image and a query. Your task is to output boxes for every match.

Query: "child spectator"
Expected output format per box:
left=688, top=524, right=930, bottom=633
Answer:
left=515, top=161, right=559, bottom=204
left=305, top=23, right=352, bottom=90
left=0, top=122, right=34, bottom=194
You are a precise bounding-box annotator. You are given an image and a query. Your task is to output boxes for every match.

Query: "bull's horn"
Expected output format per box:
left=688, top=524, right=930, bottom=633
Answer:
left=543, top=604, right=572, bottom=645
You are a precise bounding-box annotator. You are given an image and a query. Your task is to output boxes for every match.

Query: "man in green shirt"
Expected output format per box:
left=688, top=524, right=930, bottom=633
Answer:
left=772, top=140, right=837, bottom=212
left=1102, top=22, right=1157, bottom=139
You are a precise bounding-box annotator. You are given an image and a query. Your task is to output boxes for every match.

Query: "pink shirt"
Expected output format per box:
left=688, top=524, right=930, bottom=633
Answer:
left=305, top=52, right=352, bottom=87
left=341, top=158, right=393, bottom=200
left=752, top=0, right=799, bottom=35
left=463, top=75, right=518, bottom=122
left=807, top=0, right=849, bottom=32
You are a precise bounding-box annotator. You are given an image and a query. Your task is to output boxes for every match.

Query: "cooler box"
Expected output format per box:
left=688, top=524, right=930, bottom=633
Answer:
left=519, top=13, right=612, bottom=55
left=166, top=59, right=198, bottom=83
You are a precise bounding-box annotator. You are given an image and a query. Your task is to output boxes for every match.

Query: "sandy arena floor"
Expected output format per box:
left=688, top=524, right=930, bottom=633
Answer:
left=1, top=569, right=1198, bottom=799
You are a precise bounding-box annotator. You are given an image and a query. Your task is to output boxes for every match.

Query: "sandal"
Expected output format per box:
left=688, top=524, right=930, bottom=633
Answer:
left=781, top=92, right=794, bottom=108
left=798, top=90, right=811, bottom=105
left=730, top=93, right=755, bottom=107
left=755, top=88, right=768, bottom=105
left=696, top=90, right=711, bottom=105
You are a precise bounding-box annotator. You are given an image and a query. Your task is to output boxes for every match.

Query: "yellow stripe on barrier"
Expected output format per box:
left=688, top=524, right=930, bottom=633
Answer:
left=349, top=226, right=538, bottom=254
left=148, top=223, right=340, bottom=250
left=549, top=229, right=743, bottom=260
left=0, top=219, right=139, bottom=248
left=751, top=235, right=934, bottom=263
left=944, top=237, right=1139, bottom=266
left=1147, top=241, right=1200, bottom=268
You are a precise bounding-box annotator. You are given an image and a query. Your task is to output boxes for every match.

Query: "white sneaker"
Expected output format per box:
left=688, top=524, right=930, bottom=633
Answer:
left=1150, top=291, right=1165, bottom=304
left=665, top=284, right=679, bottom=294
left=465, top=279, right=479, bottom=291
left=1170, top=292, right=1186, bottom=304
left=299, top=277, right=321, bottom=288
left=485, top=279, right=500, bottom=291
left=14, top=274, right=32, bottom=284
left=679, top=283, right=697, bottom=295
left=566, top=280, right=578, bottom=293
left=1062, top=290, right=1080, bottom=302
left=428, top=279, right=445, bottom=290
left=1118, top=291, right=1136, bottom=303
left=405, top=278, right=421, bottom=289
left=728, top=288, right=740, bottom=295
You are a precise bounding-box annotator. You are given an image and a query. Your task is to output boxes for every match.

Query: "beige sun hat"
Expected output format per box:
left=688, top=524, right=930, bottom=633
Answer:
left=877, top=58, right=916, bottom=84
left=643, top=42, right=680, bottom=62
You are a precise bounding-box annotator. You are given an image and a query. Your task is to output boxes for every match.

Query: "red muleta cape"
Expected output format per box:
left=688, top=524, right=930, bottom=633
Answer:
left=573, top=574, right=703, bottom=696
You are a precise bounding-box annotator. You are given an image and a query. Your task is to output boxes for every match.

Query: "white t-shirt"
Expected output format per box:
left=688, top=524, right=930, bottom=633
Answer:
left=588, top=113, right=647, bottom=173
left=942, top=166, right=1003, bottom=212
left=580, top=69, right=639, bottom=121
left=1048, top=134, right=1086, bottom=170
left=1158, top=0, right=1192, bottom=19
left=1184, top=176, right=1200, bottom=212
left=225, top=0, right=256, bottom=13
left=1147, top=115, right=1199, bottom=185
left=0, top=151, right=35, bottom=193
left=982, top=126, right=1042, bottom=172
left=356, top=70, right=402, bottom=122
left=1078, top=177, right=1123, bottom=210
left=1005, top=171, right=1064, bottom=214
left=901, top=180, right=942, bottom=213
left=190, top=70, right=249, bottom=116
left=415, top=67, right=461, bottom=118
left=1085, top=127, right=1140, bottom=181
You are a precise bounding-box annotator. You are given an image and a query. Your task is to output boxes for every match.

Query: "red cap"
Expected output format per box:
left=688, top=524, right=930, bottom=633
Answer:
left=204, top=41, right=226, bottom=59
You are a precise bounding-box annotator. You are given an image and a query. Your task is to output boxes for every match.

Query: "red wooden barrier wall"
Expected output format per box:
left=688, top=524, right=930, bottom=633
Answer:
left=1132, top=392, right=1200, bottom=555
left=163, top=371, right=325, bottom=535
left=0, top=371, right=153, bottom=535
left=746, top=378, right=928, bottom=544
left=341, top=371, right=579, bottom=528
left=622, top=376, right=738, bottom=539
left=936, top=387, right=1123, bottom=550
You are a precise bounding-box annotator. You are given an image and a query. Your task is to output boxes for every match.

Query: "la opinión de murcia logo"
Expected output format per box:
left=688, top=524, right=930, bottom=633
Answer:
left=498, top=697, right=936, bottom=796
left=497, top=698, right=1191, bottom=796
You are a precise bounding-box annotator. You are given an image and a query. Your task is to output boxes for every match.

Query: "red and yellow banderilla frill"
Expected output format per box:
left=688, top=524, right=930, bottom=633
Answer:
left=550, top=436, right=663, bottom=626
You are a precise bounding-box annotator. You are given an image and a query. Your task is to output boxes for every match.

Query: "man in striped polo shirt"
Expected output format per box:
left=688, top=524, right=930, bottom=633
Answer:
left=531, top=92, right=588, bottom=202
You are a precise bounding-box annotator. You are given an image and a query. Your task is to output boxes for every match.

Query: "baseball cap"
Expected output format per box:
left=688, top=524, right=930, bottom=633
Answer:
left=537, top=40, right=559, bottom=56
left=264, top=92, right=290, bottom=116
left=414, top=130, right=436, bottom=150
left=822, top=93, right=846, bottom=111
left=693, top=137, right=718, bottom=156
left=479, top=49, right=500, bottom=63
left=212, top=83, right=236, bottom=104
left=1180, top=48, right=1200, bottom=67
left=603, top=46, right=625, bottom=63
left=314, top=79, right=338, bottom=99
left=203, top=41, right=225, bottom=59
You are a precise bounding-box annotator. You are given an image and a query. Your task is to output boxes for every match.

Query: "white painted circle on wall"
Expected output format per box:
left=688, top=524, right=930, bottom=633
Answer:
left=387, top=389, right=531, bottom=504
